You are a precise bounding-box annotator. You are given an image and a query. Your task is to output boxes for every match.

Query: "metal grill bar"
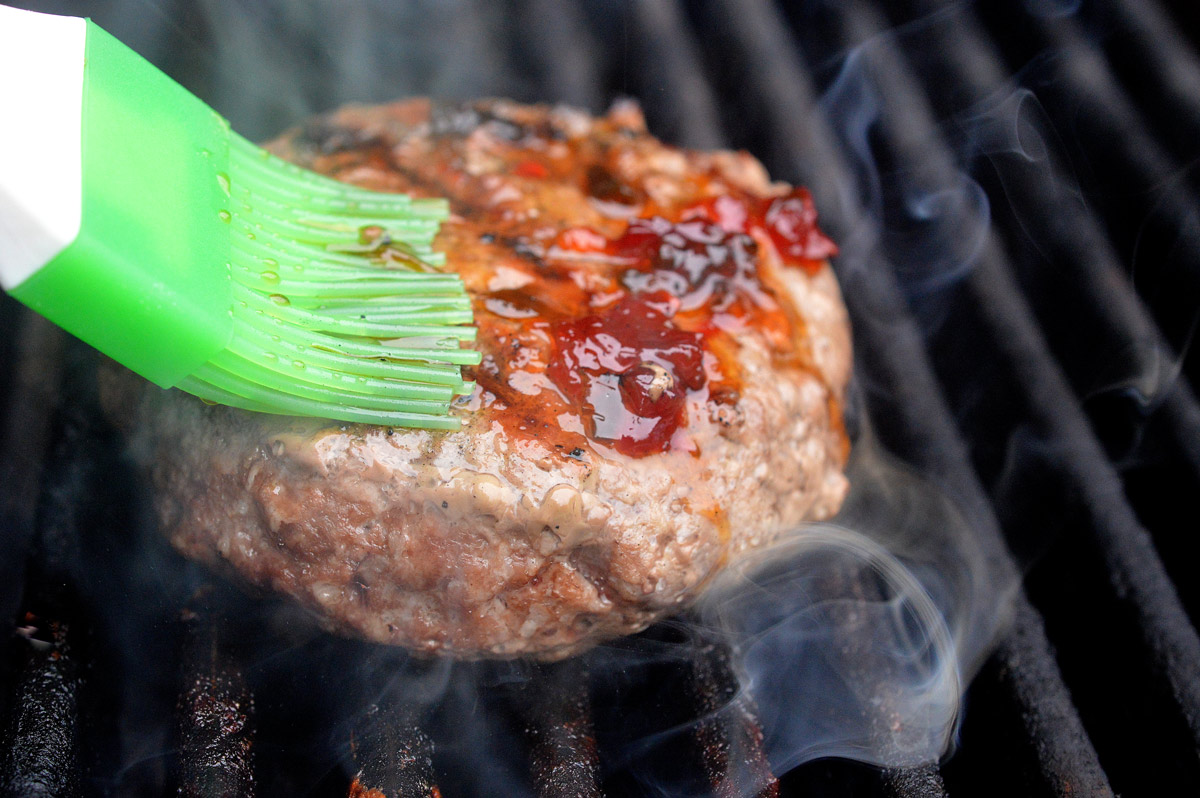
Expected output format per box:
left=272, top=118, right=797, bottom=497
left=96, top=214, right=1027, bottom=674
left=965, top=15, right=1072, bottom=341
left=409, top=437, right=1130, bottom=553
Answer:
left=0, top=313, right=64, bottom=646
left=1, top=404, right=90, bottom=798
left=881, top=764, right=946, bottom=798
left=511, top=659, right=601, bottom=798
left=510, top=0, right=602, bottom=111
left=877, top=0, right=1200, bottom=756
left=971, top=1, right=1200, bottom=386
left=347, top=692, right=440, bottom=798
left=1160, top=1, right=1200, bottom=52
left=1088, top=0, right=1200, bottom=165
left=620, top=0, right=725, bottom=150
left=954, top=600, right=1111, bottom=797
left=680, top=0, right=848, bottom=210
left=802, top=0, right=1200, bottom=791
left=177, top=606, right=256, bottom=798
left=888, top=0, right=1200, bottom=612
left=0, top=615, right=82, bottom=798
left=687, top=641, right=778, bottom=798
left=946, top=0, right=1200, bottom=488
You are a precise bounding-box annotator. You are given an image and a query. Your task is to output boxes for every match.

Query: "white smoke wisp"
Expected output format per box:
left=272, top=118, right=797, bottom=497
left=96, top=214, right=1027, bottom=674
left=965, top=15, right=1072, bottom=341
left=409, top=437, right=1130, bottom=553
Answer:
left=700, top=527, right=960, bottom=770
left=696, top=427, right=1011, bottom=776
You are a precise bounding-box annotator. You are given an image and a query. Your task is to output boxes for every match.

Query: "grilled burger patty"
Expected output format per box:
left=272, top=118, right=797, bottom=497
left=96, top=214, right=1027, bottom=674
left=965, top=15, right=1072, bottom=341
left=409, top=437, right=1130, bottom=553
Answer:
left=112, top=99, right=852, bottom=659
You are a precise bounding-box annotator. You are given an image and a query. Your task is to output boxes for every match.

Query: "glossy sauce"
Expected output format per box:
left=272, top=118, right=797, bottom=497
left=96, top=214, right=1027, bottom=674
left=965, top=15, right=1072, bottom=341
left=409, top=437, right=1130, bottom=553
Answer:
left=317, top=107, right=838, bottom=457
left=682, top=188, right=837, bottom=271
left=516, top=187, right=836, bottom=457
left=546, top=294, right=706, bottom=456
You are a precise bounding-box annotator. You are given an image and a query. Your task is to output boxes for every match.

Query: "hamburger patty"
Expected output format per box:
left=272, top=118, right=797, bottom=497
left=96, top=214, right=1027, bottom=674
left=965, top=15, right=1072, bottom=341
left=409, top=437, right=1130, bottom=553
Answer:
left=112, top=99, right=852, bottom=660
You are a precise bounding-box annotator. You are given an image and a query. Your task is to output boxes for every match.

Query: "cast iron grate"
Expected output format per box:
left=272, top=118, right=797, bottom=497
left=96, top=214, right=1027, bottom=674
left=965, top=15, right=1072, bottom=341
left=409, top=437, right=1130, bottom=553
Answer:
left=3, top=0, right=1200, bottom=795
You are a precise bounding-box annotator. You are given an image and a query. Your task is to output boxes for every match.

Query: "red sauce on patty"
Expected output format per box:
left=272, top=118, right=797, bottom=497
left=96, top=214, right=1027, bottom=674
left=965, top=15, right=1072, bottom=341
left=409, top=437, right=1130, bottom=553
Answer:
left=476, top=189, right=835, bottom=457
left=318, top=104, right=836, bottom=457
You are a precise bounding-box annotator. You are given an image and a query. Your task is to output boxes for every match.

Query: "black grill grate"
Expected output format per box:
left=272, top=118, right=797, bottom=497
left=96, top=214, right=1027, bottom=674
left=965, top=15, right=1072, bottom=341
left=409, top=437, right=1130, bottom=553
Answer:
left=3, top=0, right=1200, bottom=795
left=177, top=604, right=256, bottom=798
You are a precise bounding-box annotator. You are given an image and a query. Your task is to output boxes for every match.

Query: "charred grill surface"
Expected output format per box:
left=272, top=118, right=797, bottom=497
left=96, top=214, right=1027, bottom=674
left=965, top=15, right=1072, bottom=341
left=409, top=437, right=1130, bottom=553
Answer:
left=1, top=395, right=89, bottom=798
left=687, top=641, right=778, bottom=798
left=0, top=616, right=81, bottom=798
left=0, top=314, right=63, bottom=649
left=511, top=659, right=601, bottom=798
left=881, top=765, right=946, bottom=798
left=784, top=1, right=1200, bottom=793
left=177, top=607, right=256, bottom=798
left=347, top=697, right=440, bottom=798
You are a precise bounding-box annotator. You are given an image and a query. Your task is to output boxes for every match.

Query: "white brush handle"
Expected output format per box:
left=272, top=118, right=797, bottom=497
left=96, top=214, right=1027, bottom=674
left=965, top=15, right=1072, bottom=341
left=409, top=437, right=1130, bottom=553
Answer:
left=0, top=4, right=86, bottom=290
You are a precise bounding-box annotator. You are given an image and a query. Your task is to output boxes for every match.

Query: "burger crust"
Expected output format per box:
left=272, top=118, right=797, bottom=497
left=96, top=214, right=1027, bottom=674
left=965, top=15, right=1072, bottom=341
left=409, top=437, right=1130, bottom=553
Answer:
left=110, top=99, right=851, bottom=660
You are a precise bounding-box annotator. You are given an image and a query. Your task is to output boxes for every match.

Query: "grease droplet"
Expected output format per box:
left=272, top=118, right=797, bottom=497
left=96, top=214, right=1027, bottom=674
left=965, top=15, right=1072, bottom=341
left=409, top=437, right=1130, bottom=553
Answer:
left=260, top=271, right=281, bottom=285
left=216, top=173, right=231, bottom=195
left=292, top=359, right=306, bottom=370
left=269, top=294, right=290, bottom=306
left=218, top=210, right=232, bottom=223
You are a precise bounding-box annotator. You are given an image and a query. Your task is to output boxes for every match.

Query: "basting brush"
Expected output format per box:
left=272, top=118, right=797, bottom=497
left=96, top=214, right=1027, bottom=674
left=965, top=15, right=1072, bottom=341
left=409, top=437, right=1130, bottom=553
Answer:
left=0, top=5, right=479, bottom=429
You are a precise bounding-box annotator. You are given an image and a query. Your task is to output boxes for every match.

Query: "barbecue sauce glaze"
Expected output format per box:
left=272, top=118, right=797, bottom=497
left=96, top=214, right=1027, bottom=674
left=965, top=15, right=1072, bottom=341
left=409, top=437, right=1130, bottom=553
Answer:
left=540, top=193, right=835, bottom=457
left=469, top=184, right=837, bottom=457
left=311, top=104, right=837, bottom=457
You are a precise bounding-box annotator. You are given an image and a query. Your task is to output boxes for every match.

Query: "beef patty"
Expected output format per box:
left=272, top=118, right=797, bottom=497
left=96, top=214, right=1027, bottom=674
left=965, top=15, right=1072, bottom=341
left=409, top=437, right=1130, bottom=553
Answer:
left=110, top=99, right=852, bottom=660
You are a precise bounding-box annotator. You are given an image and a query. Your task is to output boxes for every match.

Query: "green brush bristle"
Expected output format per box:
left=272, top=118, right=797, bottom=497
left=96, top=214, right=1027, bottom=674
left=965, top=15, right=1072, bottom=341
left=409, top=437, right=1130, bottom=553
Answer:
left=177, top=134, right=481, bottom=429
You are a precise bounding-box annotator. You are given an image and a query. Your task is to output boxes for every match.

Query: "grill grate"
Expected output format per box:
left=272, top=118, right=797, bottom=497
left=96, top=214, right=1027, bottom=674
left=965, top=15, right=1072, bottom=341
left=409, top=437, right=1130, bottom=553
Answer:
left=510, top=659, right=602, bottom=798
left=347, top=686, right=439, bottom=798
left=177, top=605, right=256, bottom=798
left=3, top=0, right=1200, bottom=795
left=685, top=640, right=778, bottom=798
left=1, top=612, right=82, bottom=797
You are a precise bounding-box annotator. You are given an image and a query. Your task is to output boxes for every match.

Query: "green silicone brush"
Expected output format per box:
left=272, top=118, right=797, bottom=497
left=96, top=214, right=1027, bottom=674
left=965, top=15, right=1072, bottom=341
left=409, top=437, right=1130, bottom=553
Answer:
left=0, top=5, right=479, bottom=429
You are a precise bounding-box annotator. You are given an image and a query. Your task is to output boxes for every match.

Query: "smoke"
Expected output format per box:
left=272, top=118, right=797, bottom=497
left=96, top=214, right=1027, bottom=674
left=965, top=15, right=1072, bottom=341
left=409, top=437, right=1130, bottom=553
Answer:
left=815, top=11, right=993, bottom=337
left=1022, top=0, right=1083, bottom=19
left=688, top=4, right=1032, bottom=778
left=695, top=427, right=1000, bottom=777
left=962, top=87, right=1053, bottom=165
left=551, top=417, right=1004, bottom=797
left=817, top=46, right=886, bottom=267
left=955, top=75, right=1192, bottom=463
left=707, top=530, right=956, bottom=768
left=7, top=0, right=1024, bottom=792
